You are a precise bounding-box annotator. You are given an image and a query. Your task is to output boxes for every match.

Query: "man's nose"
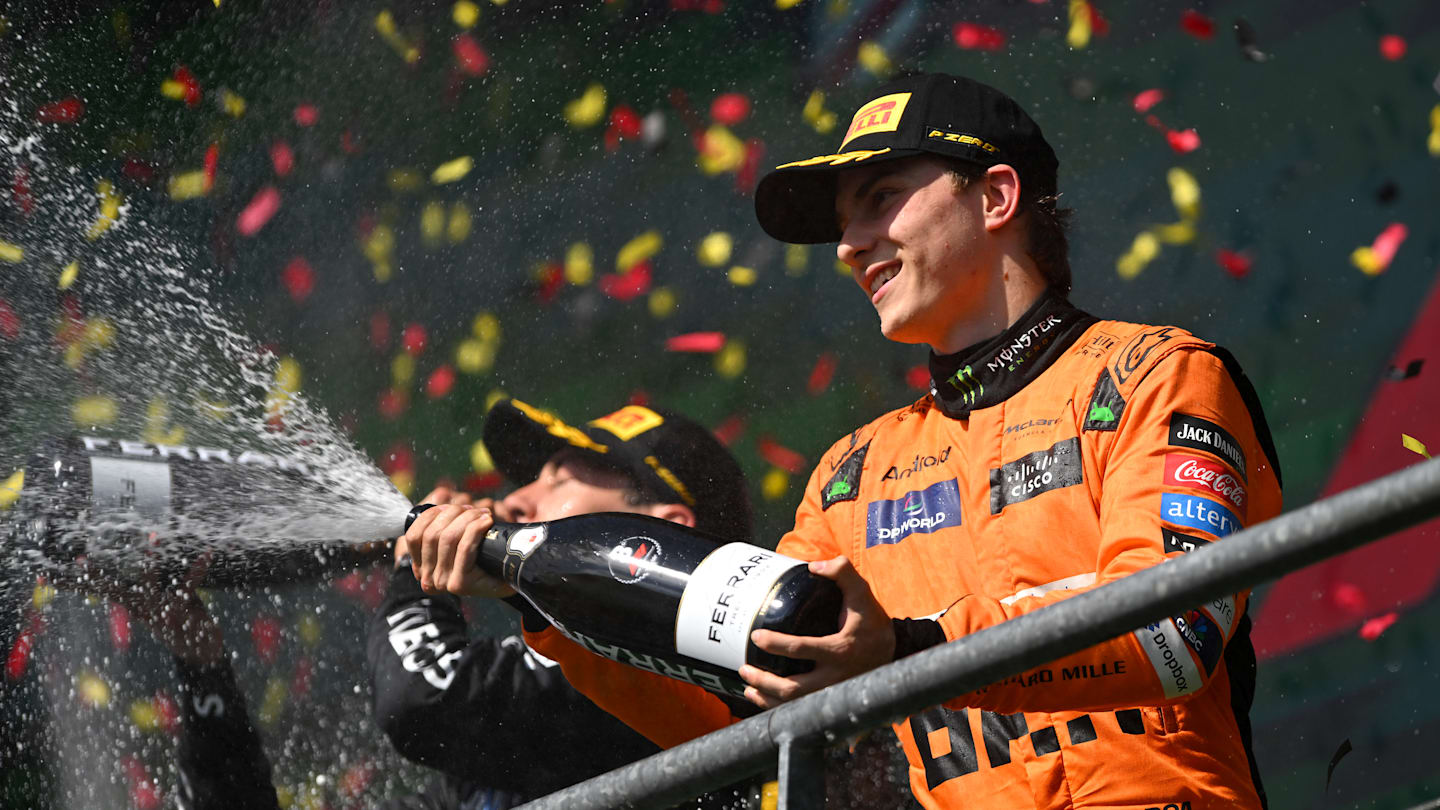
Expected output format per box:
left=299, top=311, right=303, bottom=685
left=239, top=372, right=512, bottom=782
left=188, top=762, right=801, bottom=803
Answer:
left=501, top=490, right=533, bottom=522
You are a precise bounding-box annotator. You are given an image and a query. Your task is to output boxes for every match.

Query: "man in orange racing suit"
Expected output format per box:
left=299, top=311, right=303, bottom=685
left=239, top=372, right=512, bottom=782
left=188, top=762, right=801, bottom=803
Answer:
left=411, top=73, right=1282, bottom=809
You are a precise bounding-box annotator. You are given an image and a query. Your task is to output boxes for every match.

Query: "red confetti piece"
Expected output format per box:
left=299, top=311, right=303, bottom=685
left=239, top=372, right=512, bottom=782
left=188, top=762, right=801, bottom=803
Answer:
left=340, top=129, right=361, bottom=155
left=340, top=763, right=377, bottom=800
left=1359, top=612, right=1399, bottom=641
left=453, top=34, right=490, bottom=77
left=736, top=138, right=765, bottom=194
left=665, top=331, right=726, bottom=353
left=250, top=614, right=282, bottom=664
left=463, top=471, right=503, bottom=494
left=1086, top=2, right=1110, bottom=36
left=537, top=262, right=565, bottom=303
left=270, top=141, right=295, bottom=177
left=11, top=166, right=34, bottom=215
left=172, top=66, right=202, bottom=107
left=291, top=655, right=314, bottom=699
left=281, top=256, right=315, bottom=303
left=236, top=186, right=281, bottom=236
left=402, top=323, right=428, bottom=356
left=5, top=610, right=44, bottom=681
left=425, top=364, right=456, bottom=399
left=710, top=93, right=751, bottom=126
left=807, top=352, right=837, bottom=395
left=599, top=259, right=652, bottom=301
left=36, top=97, right=85, bottom=124
left=952, top=22, right=1007, bottom=51
left=1332, top=582, right=1368, bottom=614
left=202, top=142, right=219, bottom=190
left=670, top=0, right=723, bottom=11
left=627, top=389, right=651, bottom=407
left=152, top=691, right=180, bottom=734
left=1215, top=249, right=1252, bottom=279
left=905, top=365, right=931, bottom=390
left=369, top=311, right=391, bottom=350
left=758, top=436, right=806, bottom=475
left=1132, top=88, right=1165, bottom=114
left=1368, top=222, right=1409, bottom=269
left=1379, top=34, right=1406, bottom=61
left=1179, top=9, right=1214, bottom=39
left=382, top=443, right=415, bottom=475
left=0, top=299, right=20, bottom=341
left=293, top=103, right=319, bottom=127
left=713, top=414, right=746, bottom=446
left=109, top=602, right=132, bottom=653
left=605, top=105, right=643, bottom=152
left=122, top=158, right=157, bottom=183
left=1166, top=128, right=1201, bottom=153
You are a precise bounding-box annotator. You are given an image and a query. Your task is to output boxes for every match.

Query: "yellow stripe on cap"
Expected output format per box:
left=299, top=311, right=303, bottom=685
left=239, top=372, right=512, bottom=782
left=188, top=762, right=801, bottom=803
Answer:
left=589, top=405, right=665, bottom=441
left=839, top=92, right=911, bottom=148
left=644, top=455, right=696, bottom=507
left=775, top=147, right=891, bottom=171
left=511, top=399, right=610, bottom=455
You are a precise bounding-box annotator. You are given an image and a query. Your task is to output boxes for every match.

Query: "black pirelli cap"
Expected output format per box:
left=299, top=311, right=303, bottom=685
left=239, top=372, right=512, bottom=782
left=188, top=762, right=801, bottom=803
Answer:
left=755, top=72, right=1059, bottom=244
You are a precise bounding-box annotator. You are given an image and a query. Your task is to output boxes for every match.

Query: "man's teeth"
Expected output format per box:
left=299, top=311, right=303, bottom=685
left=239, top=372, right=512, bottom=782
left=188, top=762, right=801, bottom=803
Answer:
left=873, top=267, right=899, bottom=292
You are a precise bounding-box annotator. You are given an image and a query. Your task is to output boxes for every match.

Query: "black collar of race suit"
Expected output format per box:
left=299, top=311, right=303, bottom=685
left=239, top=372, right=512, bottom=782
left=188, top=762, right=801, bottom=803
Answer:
left=928, top=288, right=1097, bottom=419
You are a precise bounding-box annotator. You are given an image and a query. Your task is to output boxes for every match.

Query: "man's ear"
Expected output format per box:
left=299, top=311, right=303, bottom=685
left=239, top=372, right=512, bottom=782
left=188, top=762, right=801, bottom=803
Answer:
left=646, top=502, right=697, bottom=529
left=982, top=164, right=1022, bottom=232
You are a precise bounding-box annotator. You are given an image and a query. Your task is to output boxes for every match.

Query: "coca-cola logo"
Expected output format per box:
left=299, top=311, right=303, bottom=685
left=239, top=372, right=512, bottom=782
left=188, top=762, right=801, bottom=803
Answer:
left=1164, top=454, right=1246, bottom=513
left=607, top=536, right=662, bottom=584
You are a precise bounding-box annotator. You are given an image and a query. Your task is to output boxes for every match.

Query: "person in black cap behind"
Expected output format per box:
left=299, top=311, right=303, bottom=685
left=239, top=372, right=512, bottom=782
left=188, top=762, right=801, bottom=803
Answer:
left=455, top=73, right=1281, bottom=810
left=369, top=398, right=758, bottom=809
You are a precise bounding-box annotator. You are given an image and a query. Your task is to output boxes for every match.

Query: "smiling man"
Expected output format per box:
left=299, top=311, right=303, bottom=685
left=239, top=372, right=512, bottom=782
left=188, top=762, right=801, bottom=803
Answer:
left=446, top=73, right=1284, bottom=809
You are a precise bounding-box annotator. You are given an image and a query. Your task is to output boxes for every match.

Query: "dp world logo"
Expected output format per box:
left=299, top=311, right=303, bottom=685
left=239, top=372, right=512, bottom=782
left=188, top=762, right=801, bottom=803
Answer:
left=607, top=536, right=662, bottom=584
left=865, top=479, right=962, bottom=548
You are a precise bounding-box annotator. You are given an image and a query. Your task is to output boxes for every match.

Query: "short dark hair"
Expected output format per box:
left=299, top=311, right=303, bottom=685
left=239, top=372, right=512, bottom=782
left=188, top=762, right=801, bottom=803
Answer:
left=551, top=448, right=667, bottom=509
left=943, top=159, right=1073, bottom=296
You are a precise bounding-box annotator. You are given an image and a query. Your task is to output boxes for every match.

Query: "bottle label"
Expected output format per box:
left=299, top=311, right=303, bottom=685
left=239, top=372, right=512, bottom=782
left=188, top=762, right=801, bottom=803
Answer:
left=89, top=457, right=172, bottom=518
left=674, top=543, right=805, bottom=671
left=506, top=526, right=546, bottom=559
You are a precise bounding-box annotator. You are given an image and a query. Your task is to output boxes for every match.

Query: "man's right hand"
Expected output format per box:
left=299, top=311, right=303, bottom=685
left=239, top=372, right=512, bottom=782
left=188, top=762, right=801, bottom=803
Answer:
left=401, top=486, right=516, bottom=599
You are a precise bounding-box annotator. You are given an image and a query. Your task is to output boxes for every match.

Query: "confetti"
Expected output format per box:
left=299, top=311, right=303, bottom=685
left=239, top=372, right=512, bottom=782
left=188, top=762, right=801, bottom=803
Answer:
left=470, top=440, right=495, bottom=473
left=1402, top=433, right=1430, bottom=458
left=11, top=166, right=33, bottom=215
left=1165, top=128, right=1201, bottom=153
left=453, top=34, right=489, bottom=76
left=856, top=41, right=893, bottom=76
left=402, top=323, right=428, bottom=356
left=129, top=698, right=163, bottom=733
left=1331, top=582, right=1367, bottom=614
left=237, top=186, right=281, bottom=236
left=36, top=97, right=85, bottom=124
left=697, top=126, right=746, bottom=175
left=455, top=338, right=496, bottom=373
left=252, top=614, right=282, bottom=664
left=710, top=93, right=751, bottom=126
left=617, top=229, right=663, bottom=271
left=715, top=339, right=746, bottom=378
left=167, top=170, right=209, bottom=200
left=420, top=201, right=445, bottom=246
left=109, top=602, right=131, bottom=652
left=1133, top=89, right=1165, bottom=114
left=425, top=365, right=456, bottom=399
left=952, top=22, right=1006, bottom=51
left=0, top=470, right=22, bottom=510
left=1325, top=738, right=1352, bottom=791
left=565, top=242, right=594, bottom=285
left=1066, top=0, right=1093, bottom=49
left=431, top=156, right=474, bottom=184
left=1215, top=249, right=1252, bottom=279
left=72, top=395, right=118, bottom=426
left=270, top=141, right=295, bottom=177
left=453, top=0, right=480, bottom=28
left=219, top=88, right=246, bottom=117
left=375, top=11, right=420, bottom=64
left=905, top=365, right=931, bottom=390
left=293, top=103, right=319, bottom=127
left=776, top=0, right=804, bottom=7
left=1167, top=167, right=1201, bottom=218
left=802, top=91, right=838, bottom=134
left=605, top=105, right=642, bottom=151
left=77, top=670, right=112, bottom=707
left=761, top=467, right=790, bottom=501
left=785, top=244, right=809, bottom=275
left=1378, top=34, right=1406, bottom=62
left=564, top=84, right=608, bottom=129
left=472, top=312, right=500, bottom=342
left=666, top=332, right=726, bottom=353
left=600, top=261, right=653, bottom=300
left=1385, top=359, right=1423, bottom=381
left=86, top=179, right=122, bottom=241
left=648, top=287, right=677, bottom=318
left=728, top=267, right=757, bottom=286
left=1350, top=222, right=1407, bottom=275
left=161, top=65, right=202, bottom=107
left=378, top=388, right=408, bottom=420
left=1359, top=612, right=1399, bottom=641
left=448, top=202, right=472, bottom=243
left=282, top=256, right=315, bottom=303
left=641, top=110, right=667, bottom=149
left=1116, top=231, right=1161, bottom=279
left=1179, top=9, right=1214, bottom=39
left=258, top=676, right=288, bottom=726
left=807, top=352, right=837, bottom=394
left=1428, top=105, right=1440, bottom=157
left=0, top=240, right=23, bottom=263
left=697, top=231, right=733, bottom=267
left=0, top=299, right=18, bottom=338
left=759, top=437, right=806, bottom=474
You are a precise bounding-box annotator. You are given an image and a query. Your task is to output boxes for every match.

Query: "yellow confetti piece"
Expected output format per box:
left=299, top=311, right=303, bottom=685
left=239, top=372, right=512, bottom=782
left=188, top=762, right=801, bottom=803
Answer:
left=802, top=91, right=838, bottom=134
left=258, top=676, right=288, bottom=726
left=130, top=698, right=162, bottom=733
left=1167, top=167, right=1201, bottom=220
left=728, top=266, right=757, bottom=286
left=447, top=203, right=472, bottom=244
left=420, top=201, right=446, bottom=246
left=698, top=126, right=746, bottom=175
left=0, top=469, right=23, bottom=510
left=455, top=338, right=496, bottom=374
left=86, top=179, right=122, bottom=241
left=697, top=232, right=733, bottom=267
left=63, top=343, right=85, bottom=371
left=77, top=671, right=112, bottom=708
left=472, top=312, right=501, bottom=343
left=491, top=0, right=508, bottom=5
left=776, top=0, right=805, bottom=8
left=220, top=89, right=246, bottom=117
left=1067, top=0, right=1093, bottom=49
left=168, top=170, right=208, bottom=200
left=390, top=469, right=415, bottom=500
left=483, top=389, right=508, bottom=411
left=142, top=397, right=184, bottom=446
left=761, top=467, right=790, bottom=501
left=373, top=260, right=393, bottom=283
left=1402, top=434, right=1431, bottom=458
left=564, top=84, right=608, bottom=129
left=391, top=353, right=415, bottom=386
left=617, top=229, right=663, bottom=271
left=84, top=317, right=115, bottom=350
left=387, top=169, right=424, bottom=193
left=1429, top=105, right=1440, bottom=157
left=432, top=156, right=474, bottom=184
left=274, top=356, right=302, bottom=393
left=160, top=79, right=188, bottom=100
left=470, top=439, right=495, bottom=473
left=58, top=262, right=79, bottom=290
left=275, top=785, right=295, bottom=810
left=1116, top=231, right=1161, bottom=279
left=1153, top=221, right=1196, bottom=245
left=565, top=242, right=594, bottom=285
left=856, top=41, right=893, bottom=76
left=785, top=244, right=809, bottom=275
left=72, top=396, right=118, bottom=426
left=374, top=10, right=420, bottom=64
left=648, top=286, right=677, bottom=318
left=715, top=340, right=746, bottom=379
left=32, top=581, right=55, bottom=610
left=296, top=614, right=322, bottom=648
left=1350, top=246, right=1384, bottom=276
left=453, top=0, right=480, bottom=27
left=363, top=225, right=396, bottom=262
left=0, top=240, right=23, bottom=263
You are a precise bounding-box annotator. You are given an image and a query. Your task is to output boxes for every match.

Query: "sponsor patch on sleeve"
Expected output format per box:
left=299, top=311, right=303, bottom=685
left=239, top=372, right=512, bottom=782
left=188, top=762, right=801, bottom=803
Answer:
left=1173, top=609, right=1225, bottom=676
left=1162, top=493, right=1243, bottom=538
left=1168, top=413, right=1247, bottom=481
left=1164, top=453, right=1246, bottom=516
left=1134, top=618, right=1203, bottom=698
left=821, top=441, right=869, bottom=510
left=1162, top=527, right=1210, bottom=555
left=1083, top=368, right=1127, bottom=432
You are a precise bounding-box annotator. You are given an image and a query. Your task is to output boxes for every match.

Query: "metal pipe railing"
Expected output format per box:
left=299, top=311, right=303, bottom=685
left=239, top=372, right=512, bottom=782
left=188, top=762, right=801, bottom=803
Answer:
left=517, top=455, right=1440, bottom=810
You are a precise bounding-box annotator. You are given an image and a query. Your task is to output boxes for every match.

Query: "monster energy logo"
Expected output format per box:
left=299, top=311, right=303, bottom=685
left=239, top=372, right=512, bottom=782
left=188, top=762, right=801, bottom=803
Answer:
left=947, top=365, right=984, bottom=405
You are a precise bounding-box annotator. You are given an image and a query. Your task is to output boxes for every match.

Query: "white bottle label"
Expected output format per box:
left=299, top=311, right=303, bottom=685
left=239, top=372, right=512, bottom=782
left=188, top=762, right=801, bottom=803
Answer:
left=89, top=457, right=172, bottom=518
left=675, top=543, right=806, bottom=671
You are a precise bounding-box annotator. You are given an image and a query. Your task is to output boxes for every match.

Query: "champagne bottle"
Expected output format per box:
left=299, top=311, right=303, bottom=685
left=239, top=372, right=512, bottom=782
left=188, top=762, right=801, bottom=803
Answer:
left=8, top=436, right=397, bottom=586
left=406, top=505, right=843, bottom=697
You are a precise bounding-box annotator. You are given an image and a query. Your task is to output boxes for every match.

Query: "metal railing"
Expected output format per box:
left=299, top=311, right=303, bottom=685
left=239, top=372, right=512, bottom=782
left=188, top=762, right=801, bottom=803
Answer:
left=517, top=456, right=1440, bottom=810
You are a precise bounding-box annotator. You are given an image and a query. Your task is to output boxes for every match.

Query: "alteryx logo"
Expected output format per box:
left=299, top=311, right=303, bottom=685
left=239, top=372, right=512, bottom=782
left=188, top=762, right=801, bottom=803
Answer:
left=1162, top=493, right=1242, bottom=538
left=866, top=479, right=962, bottom=547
